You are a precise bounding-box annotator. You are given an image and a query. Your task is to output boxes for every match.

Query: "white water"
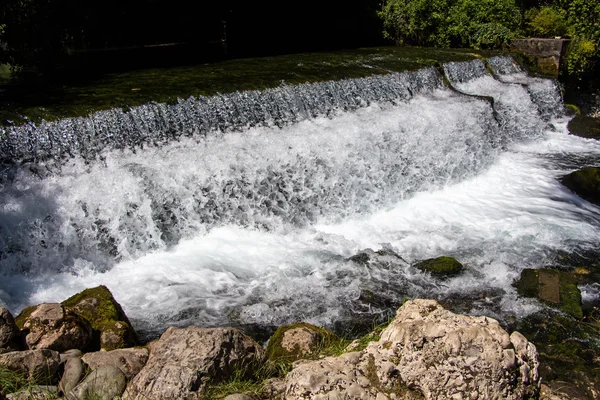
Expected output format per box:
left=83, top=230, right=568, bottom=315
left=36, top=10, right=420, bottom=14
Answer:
left=2, top=58, right=600, bottom=337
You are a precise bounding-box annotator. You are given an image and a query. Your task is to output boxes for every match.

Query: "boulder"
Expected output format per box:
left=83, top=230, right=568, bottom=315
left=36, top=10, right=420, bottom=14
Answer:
left=223, top=395, right=256, bottom=400
left=0, top=309, right=19, bottom=350
left=414, top=256, right=464, bottom=276
left=6, top=386, right=58, bottom=400
left=0, top=349, right=60, bottom=383
left=266, top=323, right=336, bottom=362
left=20, top=304, right=92, bottom=352
left=58, top=357, right=85, bottom=395
left=516, top=268, right=583, bottom=319
left=561, top=167, right=600, bottom=206
left=81, top=347, right=148, bottom=379
left=568, top=115, right=600, bottom=139
left=67, top=365, right=126, bottom=400
left=123, top=327, right=264, bottom=400
left=276, top=299, right=539, bottom=400
left=61, top=286, right=138, bottom=351
left=59, top=349, right=82, bottom=364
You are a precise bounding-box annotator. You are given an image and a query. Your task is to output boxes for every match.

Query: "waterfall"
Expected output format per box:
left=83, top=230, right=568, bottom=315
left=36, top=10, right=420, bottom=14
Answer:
left=2, top=56, right=598, bottom=337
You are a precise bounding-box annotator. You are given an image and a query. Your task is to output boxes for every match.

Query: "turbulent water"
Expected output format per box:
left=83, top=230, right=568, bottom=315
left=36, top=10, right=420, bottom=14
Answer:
left=1, top=56, right=600, bottom=338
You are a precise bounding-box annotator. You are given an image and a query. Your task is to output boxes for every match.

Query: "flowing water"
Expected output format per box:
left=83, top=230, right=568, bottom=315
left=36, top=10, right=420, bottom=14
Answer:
left=1, top=56, right=599, bottom=338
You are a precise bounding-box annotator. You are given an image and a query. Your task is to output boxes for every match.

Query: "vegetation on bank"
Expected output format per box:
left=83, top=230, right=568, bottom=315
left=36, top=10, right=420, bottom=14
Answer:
left=379, top=0, right=599, bottom=78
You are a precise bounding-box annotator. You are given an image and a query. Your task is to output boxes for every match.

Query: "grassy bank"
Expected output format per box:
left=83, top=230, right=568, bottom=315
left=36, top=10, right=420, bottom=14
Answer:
left=0, top=47, right=502, bottom=127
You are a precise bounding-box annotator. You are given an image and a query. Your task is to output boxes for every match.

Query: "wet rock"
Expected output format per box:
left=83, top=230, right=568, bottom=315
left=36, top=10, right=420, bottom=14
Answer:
left=21, top=304, right=92, bottom=352
left=568, top=115, right=600, bottom=139
left=0, top=309, right=20, bottom=350
left=61, top=286, right=138, bottom=351
left=0, top=349, right=60, bottom=383
left=414, top=256, right=464, bottom=276
left=266, top=323, right=336, bottom=363
left=277, top=299, right=539, bottom=399
left=123, top=327, right=264, bottom=400
left=81, top=347, right=148, bottom=379
left=561, top=167, right=600, bottom=206
left=67, top=365, right=126, bottom=400
left=516, top=268, right=583, bottom=319
left=58, top=357, right=85, bottom=395
left=6, top=385, right=58, bottom=400
left=348, top=248, right=408, bottom=268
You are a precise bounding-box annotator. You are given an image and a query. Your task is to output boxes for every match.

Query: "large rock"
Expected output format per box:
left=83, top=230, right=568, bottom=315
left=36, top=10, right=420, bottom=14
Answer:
left=266, top=323, right=336, bottom=362
left=58, top=357, right=85, bottom=395
left=516, top=268, right=583, bottom=319
left=81, top=347, right=148, bottom=379
left=67, top=365, right=126, bottom=400
left=568, top=115, right=600, bottom=139
left=20, top=304, right=92, bottom=352
left=276, top=299, right=539, bottom=400
left=0, top=309, right=19, bottom=350
left=61, top=286, right=138, bottom=351
left=0, top=349, right=60, bottom=383
left=123, top=327, right=264, bottom=400
left=561, top=167, right=600, bottom=206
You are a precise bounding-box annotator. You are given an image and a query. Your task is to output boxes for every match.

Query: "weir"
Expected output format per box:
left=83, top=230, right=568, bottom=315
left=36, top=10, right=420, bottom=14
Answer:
left=1, top=56, right=599, bottom=337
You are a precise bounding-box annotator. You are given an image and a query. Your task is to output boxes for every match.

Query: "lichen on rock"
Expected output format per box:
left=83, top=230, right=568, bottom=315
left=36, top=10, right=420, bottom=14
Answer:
left=266, top=323, right=337, bottom=363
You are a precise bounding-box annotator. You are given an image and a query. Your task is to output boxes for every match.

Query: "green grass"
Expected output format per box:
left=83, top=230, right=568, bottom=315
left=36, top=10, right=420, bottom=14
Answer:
left=0, top=46, right=503, bottom=127
left=0, top=366, right=28, bottom=394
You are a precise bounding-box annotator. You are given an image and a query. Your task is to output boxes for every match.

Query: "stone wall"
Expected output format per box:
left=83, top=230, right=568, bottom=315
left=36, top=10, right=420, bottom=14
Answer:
left=511, top=38, right=570, bottom=77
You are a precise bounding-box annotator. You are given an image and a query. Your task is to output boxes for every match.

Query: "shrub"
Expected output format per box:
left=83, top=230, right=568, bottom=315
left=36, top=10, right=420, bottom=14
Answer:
left=525, top=6, right=569, bottom=37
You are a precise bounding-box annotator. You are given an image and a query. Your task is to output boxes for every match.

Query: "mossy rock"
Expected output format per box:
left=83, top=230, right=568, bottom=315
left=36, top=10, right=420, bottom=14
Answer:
left=515, top=268, right=583, bottom=319
left=568, top=115, right=600, bottom=139
left=14, top=306, right=39, bottom=330
left=266, top=323, right=337, bottom=363
left=61, top=286, right=138, bottom=350
left=414, top=256, right=463, bottom=276
left=561, top=167, right=600, bottom=206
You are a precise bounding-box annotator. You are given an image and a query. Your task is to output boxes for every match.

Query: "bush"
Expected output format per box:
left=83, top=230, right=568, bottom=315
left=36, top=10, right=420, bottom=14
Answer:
left=525, top=6, right=569, bottom=37
left=379, top=0, right=521, bottom=49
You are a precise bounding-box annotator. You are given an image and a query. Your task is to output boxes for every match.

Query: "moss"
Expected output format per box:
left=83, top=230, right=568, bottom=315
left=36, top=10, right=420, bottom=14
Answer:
left=61, top=285, right=138, bottom=350
left=13, top=305, right=38, bottom=330
left=414, top=256, right=463, bottom=276
left=561, top=167, right=600, bottom=205
left=559, top=272, right=583, bottom=320
left=564, top=103, right=581, bottom=116
left=516, top=269, right=540, bottom=298
left=0, top=46, right=504, bottom=127
left=567, top=115, right=600, bottom=139
left=265, top=323, right=338, bottom=363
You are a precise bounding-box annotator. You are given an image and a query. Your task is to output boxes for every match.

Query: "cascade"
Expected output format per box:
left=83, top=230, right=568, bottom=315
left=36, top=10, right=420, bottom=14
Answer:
left=1, top=56, right=599, bottom=337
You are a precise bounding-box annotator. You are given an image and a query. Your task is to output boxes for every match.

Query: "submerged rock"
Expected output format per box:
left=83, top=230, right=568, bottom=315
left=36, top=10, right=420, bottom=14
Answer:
left=123, top=327, right=264, bottom=400
left=61, top=286, right=138, bottom=351
left=516, top=268, right=583, bottom=319
left=20, top=304, right=92, bottom=353
left=561, top=167, right=600, bottom=206
left=568, top=115, right=600, bottom=139
left=0, top=349, right=60, bottom=384
left=266, top=323, right=337, bottom=363
left=274, top=299, right=539, bottom=399
left=414, top=256, right=464, bottom=276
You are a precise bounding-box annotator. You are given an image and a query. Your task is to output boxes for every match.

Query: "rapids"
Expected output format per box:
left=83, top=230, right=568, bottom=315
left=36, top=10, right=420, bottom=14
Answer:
left=1, top=56, right=599, bottom=337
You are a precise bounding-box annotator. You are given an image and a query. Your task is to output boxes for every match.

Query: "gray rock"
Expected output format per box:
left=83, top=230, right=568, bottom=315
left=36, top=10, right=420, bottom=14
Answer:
left=123, top=327, right=264, bottom=400
left=82, top=347, right=148, bottom=379
left=6, top=386, right=57, bottom=400
left=22, top=304, right=92, bottom=352
left=0, top=349, right=60, bottom=383
left=59, top=349, right=83, bottom=364
left=68, top=365, right=126, bottom=400
left=59, top=357, right=85, bottom=395
left=280, top=299, right=540, bottom=400
left=223, top=395, right=256, bottom=400
left=0, top=308, right=19, bottom=350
